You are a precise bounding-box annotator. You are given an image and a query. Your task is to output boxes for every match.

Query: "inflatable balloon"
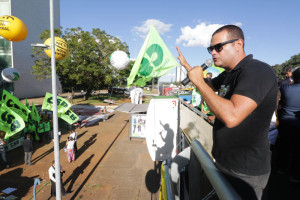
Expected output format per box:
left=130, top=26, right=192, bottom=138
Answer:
left=0, top=15, right=28, bottom=42
left=110, top=50, right=130, bottom=70
left=1, top=67, right=20, bottom=82
left=44, top=37, right=69, bottom=60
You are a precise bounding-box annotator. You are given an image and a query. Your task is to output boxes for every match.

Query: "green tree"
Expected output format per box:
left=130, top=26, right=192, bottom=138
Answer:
left=272, top=53, right=300, bottom=82
left=31, top=27, right=132, bottom=99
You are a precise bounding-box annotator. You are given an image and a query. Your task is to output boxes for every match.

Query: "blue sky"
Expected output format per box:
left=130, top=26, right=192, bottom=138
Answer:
left=60, top=0, right=300, bottom=82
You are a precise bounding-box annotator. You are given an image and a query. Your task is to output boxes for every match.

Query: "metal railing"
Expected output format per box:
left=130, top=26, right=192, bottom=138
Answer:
left=162, top=162, right=175, bottom=200
left=191, top=140, right=241, bottom=200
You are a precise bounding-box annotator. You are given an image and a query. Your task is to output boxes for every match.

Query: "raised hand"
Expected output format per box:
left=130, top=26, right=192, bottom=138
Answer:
left=176, top=46, right=192, bottom=71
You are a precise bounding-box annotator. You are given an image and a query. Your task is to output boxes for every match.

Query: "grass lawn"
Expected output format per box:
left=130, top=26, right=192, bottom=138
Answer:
left=71, top=92, right=154, bottom=106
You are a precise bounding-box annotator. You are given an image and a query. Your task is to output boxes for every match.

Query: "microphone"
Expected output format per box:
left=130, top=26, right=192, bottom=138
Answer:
left=181, top=59, right=213, bottom=86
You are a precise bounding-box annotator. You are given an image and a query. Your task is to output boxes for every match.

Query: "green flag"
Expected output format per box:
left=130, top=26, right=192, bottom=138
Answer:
left=0, top=103, right=25, bottom=139
left=1, top=89, right=31, bottom=122
left=42, top=92, right=71, bottom=113
left=58, top=109, right=79, bottom=125
left=127, top=25, right=178, bottom=87
left=30, top=102, right=41, bottom=123
left=25, top=99, right=30, bottom=109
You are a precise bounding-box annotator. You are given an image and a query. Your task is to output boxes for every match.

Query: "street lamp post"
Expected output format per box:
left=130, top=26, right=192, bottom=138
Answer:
left=32, top=1, right=62, bottom=198
left=49, top=0, right=62, bottom=199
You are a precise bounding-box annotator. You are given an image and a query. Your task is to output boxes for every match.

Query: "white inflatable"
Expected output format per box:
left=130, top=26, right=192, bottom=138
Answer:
left=109, top=50, right=130, bottom=70
left=1, top=67, right=20, bottom=82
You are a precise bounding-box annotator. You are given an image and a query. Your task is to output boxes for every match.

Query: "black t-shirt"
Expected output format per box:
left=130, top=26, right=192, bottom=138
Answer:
left=23, top=139, right=33, bottom=152
left=211, top=55, right=277, bottom=175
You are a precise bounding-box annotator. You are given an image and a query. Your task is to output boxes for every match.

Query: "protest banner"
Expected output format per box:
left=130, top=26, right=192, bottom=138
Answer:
left=1, top=89, right=31, bottom=121
left=42, top=92, right=71, bottom=113
left=0, top=103, right=25, bottom=139
left=58, top=109, right=79, bottom=125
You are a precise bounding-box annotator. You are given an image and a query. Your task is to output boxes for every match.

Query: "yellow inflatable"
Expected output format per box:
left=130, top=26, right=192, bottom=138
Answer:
left=0, top=15, right=28, bottom=42
left=44, top=37, right=69, bottom=60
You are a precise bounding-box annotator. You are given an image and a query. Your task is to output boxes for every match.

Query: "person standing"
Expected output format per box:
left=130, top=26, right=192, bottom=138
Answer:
left=278, top=67, right=294, bottom=86
left=66, top=137, right=75, bottom=163
left=177, top=25, right=277, bottom=199
left=22, top=134, right=33, bottom=165
left=69, top=131, right=78, bottom=152
left=276, top=68, right=300, bottom=183
left=189, top=87, right=202, bottom=110
left=0, top=137, right=9, bottom=168
left=48, top=160, right=66, bottom=197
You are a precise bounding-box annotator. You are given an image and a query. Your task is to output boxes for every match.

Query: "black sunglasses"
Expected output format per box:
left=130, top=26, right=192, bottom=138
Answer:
left=207, top=39, right=238, bottom=54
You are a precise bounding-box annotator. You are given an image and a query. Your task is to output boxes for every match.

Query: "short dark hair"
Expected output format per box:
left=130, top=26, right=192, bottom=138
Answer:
left=213, top=25, right=244, bottom=42
left=206, top=72, right=213, bottom=78
left=285, top=67, right=293, bottom=73
left=292, top=68, right=300, bottom=83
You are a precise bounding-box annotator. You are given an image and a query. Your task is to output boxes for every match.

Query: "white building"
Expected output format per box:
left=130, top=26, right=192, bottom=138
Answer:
left=0, top=0, right=61, bottom=99
left=176, top=65, right=186, bottom=83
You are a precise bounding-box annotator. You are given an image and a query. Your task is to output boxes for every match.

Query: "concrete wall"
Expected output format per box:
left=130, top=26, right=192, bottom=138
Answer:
left=11, top=0, right=62, bottom=99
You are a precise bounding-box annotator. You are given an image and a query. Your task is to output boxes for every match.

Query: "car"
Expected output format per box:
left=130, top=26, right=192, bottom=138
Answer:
left=108, top=87, right=128, bottom=95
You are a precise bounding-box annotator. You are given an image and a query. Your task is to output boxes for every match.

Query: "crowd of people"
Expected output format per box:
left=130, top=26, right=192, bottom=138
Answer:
left=0, top=107, right=81, bottom=198
left=177, top=24, right=299, bottom=199
left=275, top=67, right=300, bottom=183
left=1, top=24, right=298, bottom=199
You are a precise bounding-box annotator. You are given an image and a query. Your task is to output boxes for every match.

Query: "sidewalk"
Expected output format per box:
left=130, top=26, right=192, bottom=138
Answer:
left=0, top=111, right=159, bottom=200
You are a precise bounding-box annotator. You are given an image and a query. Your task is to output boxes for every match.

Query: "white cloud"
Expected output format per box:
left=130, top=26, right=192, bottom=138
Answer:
left=176, top=22, right=242, bottom=47
left=133, top=19, right=172, bottom=38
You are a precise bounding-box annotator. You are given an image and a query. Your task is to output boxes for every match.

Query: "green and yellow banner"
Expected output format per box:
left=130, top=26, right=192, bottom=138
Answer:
left=0, top=103, right=25, bottom=139
left=59, top=109, right=79, bottom=125
left=159, top=164, right=167, bottom=200
left=1, top=89, right=31, bottom=122
left=42, top=92, right=71, bottom=113
left=127, top=25, right=178, bottom=87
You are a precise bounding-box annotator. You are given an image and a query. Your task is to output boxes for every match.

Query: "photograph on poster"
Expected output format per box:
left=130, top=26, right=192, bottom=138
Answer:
left=130, top=114, right=146, bottom=138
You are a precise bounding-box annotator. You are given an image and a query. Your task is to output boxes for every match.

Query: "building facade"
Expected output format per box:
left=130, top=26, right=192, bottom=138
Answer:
left=176, top=65, right=186, bottom=83
left=0, top=0, right=61, bottom=99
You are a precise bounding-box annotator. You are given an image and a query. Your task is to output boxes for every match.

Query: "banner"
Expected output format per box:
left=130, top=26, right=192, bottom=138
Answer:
left=0, top=103, right=25, bottom=139
left=42, top=92, right=71, bottom=113
left=127, top=25, right=178, bottom=87
left=1, top=89, right=31, bottom=122
left=30, top=102, right=41, bottom=123
left=58, top=109, right=79, bottom=125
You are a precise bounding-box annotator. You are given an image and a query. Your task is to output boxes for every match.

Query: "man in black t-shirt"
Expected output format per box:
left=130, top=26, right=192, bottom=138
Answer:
left=177, top=25, right=277, bottom=199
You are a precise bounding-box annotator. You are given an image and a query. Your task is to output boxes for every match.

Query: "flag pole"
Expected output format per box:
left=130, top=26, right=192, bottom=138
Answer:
left=50, top=0, right=62, bottom=199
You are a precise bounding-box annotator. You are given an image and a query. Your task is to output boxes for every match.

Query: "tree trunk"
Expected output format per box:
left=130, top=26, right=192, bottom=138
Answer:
left=83, top=89, right=91, bottom=100
left=71, top=87, right=74, bottom=103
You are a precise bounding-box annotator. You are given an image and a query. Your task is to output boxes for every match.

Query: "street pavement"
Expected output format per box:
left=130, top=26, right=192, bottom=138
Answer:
left=0, top=110, right=160, bottom=200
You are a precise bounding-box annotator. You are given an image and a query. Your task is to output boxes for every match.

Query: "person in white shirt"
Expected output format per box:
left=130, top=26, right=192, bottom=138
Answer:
left=66, top=137, right=75, bottom=163
left=48, top=160, right=66, bottom=197
left=69, top=131, right=78, bottom=152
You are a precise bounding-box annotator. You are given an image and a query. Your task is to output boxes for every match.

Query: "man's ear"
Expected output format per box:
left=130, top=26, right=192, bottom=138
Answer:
left=236, top=39, right=244, bottom=49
